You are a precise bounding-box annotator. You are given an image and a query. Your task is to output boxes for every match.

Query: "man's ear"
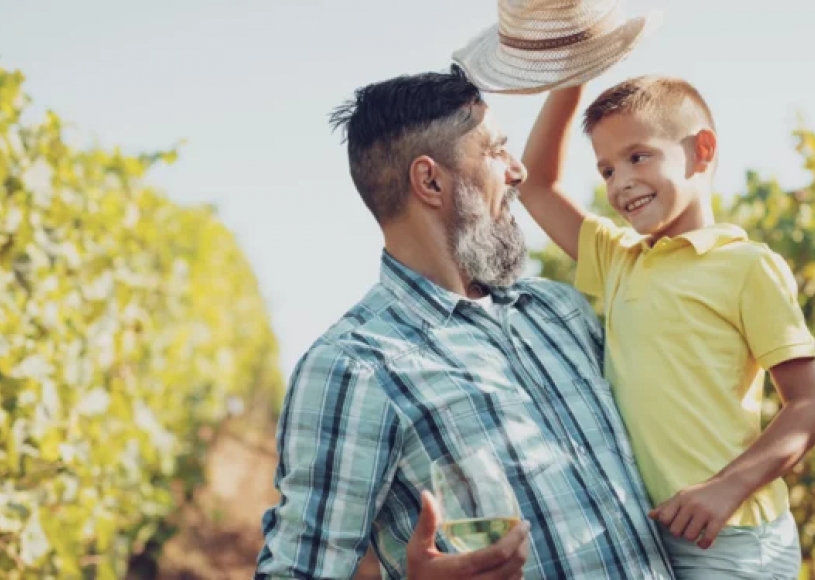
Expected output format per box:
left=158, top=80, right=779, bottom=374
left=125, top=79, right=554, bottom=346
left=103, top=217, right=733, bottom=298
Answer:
left=409, top=156, right=445, bottom=209
left=692, top=129, right=717, bottom=174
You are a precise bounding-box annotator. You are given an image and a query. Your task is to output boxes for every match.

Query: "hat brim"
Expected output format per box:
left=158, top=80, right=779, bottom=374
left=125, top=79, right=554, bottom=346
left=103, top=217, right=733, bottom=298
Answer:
left=452, top=13, right=658, bottom=94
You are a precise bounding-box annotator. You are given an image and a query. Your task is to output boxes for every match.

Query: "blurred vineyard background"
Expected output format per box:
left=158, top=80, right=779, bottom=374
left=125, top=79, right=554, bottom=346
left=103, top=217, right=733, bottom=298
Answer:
left=0, top=66, right=285, bottom=579
left=1, top=60, right=814, bottom=579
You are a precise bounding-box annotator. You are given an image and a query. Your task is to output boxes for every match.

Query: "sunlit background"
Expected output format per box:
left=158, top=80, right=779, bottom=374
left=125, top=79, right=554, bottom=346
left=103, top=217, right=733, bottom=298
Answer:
left=3, top=0, right=813, bottom=375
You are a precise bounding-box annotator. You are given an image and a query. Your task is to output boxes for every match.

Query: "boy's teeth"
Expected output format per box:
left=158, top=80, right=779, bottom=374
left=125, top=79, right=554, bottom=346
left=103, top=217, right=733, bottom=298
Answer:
left=626, top=195, right=654, bottom=212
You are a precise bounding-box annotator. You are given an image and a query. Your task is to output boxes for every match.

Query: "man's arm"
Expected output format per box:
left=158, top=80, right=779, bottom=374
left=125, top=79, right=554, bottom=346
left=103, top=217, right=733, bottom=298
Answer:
left=520, top=85, right=589, bottom=260
left=255, top=343, right=402, bottom=580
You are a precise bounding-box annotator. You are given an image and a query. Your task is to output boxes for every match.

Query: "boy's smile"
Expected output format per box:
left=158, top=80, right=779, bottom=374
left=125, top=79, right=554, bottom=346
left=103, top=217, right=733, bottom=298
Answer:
left=623, top=192, right=656, bottom=216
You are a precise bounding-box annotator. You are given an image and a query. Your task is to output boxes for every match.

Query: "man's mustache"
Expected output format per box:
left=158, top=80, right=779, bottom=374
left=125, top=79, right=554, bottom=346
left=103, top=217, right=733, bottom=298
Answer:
left=503, top=187, right=520, bottom=206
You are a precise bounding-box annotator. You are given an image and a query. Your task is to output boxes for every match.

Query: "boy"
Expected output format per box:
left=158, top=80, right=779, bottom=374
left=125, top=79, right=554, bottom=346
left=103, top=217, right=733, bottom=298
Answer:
left=519, top=77, right=815, bottom=578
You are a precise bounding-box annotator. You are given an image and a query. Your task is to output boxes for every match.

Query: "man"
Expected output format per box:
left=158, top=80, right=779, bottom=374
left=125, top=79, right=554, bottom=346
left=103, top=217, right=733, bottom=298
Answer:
left=254, top=66, right=674, bottom=579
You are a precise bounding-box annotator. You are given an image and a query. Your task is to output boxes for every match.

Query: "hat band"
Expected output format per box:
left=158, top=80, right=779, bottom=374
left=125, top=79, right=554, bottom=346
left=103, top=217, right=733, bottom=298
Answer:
left=498, top=9, right=618, bottom=51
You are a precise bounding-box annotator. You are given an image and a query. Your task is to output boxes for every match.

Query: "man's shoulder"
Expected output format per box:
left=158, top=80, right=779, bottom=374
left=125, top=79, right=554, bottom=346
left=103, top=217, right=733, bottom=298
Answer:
left=514, top=277, right=594, bottom=317
left=300, top=282, right=424, bottom=371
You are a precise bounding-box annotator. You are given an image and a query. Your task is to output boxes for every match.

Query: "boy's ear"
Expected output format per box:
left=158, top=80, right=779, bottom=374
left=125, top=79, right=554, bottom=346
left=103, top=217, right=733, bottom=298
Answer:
left=693, top=129, right=717, bottom=173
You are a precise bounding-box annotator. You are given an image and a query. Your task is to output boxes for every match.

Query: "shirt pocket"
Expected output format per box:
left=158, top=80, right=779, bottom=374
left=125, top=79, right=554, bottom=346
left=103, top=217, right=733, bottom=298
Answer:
left=436, top=389, right=560, bottom=480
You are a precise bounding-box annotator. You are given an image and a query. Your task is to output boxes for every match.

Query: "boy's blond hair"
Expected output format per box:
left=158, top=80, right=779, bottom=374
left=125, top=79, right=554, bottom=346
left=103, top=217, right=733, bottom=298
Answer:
left=582, top=75, right=716, bottom=139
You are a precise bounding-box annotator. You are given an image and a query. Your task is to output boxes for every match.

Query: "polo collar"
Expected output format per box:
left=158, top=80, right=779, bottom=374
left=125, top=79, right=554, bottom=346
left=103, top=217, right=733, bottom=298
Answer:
left=625, top=223, right=748, bottom=255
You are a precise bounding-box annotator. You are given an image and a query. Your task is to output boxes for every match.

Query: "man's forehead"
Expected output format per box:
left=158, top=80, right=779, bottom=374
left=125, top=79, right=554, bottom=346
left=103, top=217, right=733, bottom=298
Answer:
left=467, top=105, right=506, bottom=145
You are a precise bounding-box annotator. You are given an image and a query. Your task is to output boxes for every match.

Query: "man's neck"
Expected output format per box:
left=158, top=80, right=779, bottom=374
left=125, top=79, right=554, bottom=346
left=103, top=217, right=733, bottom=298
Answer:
left=383, top=219, right=473, bottom=298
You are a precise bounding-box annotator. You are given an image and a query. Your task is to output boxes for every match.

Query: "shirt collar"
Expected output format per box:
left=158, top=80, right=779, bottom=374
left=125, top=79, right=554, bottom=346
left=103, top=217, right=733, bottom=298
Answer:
left=379, top=251, right=529, bottom=327
left=678, top=224, right=748, bottom=254
left=628, top=223, right=748, bottom=255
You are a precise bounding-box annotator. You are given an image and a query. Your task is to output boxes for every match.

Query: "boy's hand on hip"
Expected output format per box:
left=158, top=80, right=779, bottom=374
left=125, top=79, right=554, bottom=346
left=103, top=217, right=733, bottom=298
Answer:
left=648, top=478, right=745, bottom=549
left=406, top=491, right=530, bottom=580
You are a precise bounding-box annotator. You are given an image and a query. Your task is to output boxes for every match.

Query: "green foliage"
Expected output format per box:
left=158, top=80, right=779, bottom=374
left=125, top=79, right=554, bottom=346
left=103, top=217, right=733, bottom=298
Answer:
left=530, top=126, right=815, bottom=560
left=0, top=67, right=282, bottom=578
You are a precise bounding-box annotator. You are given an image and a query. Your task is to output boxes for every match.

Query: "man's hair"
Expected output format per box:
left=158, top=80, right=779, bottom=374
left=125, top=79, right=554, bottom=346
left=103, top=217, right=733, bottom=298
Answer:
left=582, top=75, right=716, bottom=138
left=329, top=65, right=483, bottom=223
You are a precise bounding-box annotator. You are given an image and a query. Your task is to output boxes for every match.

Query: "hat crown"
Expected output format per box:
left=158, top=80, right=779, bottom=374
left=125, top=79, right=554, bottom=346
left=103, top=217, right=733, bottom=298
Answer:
left=451, top=0, right=656, bottom=95
left=498, top=0, right=620, bottom=39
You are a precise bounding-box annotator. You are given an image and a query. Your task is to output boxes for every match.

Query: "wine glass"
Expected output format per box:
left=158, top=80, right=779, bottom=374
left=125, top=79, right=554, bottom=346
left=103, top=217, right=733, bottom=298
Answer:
left=431, top=445, right=522, bottom=553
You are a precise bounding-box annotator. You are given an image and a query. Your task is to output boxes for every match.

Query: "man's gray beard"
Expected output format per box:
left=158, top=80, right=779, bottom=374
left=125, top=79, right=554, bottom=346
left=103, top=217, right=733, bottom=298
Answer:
left=449, top=179, right=527, bottom=288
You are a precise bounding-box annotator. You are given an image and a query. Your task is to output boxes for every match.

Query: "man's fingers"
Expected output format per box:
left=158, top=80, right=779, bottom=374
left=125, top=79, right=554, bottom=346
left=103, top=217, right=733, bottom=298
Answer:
left=471, top=533, right=529, bottom=580
left=412, top=490, right=442, bottom=552
left=479, top=569, right=525, bottom=580
left=413, top=518, right=530, bottom=578
left=462, top=519, right=530, bottom=573
left=405, top=491, right=445, bottom=578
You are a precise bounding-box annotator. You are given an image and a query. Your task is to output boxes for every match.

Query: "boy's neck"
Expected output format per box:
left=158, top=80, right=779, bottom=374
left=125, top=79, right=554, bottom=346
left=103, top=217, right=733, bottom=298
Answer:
left=653, top=200, right=716, bottom=241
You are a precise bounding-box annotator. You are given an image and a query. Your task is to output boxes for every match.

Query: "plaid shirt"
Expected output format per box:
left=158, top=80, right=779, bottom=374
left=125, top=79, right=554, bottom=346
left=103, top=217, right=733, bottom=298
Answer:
left=255, top=252, right=673, bottom=579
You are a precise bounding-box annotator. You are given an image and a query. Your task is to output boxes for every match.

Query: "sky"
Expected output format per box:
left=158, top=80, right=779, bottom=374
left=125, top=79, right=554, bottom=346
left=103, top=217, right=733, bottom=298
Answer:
left=1, top=1, right=814, bottom=378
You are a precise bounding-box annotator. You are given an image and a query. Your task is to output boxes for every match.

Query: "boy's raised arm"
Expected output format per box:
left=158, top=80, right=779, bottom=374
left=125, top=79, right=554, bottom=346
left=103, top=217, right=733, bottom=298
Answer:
left=520, top=85, right=590, bottom=261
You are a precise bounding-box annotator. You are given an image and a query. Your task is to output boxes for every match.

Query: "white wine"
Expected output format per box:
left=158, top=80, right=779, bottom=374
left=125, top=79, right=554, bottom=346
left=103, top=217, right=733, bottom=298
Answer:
left=441, top=517, right=520, bottom=553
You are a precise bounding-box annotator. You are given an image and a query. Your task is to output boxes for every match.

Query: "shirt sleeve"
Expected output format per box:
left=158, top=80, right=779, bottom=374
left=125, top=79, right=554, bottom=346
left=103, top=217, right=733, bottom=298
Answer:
left=740, top=249, right=815, bottom=370
left=255, top=343, right=403, bottom=580
left=575, top=215, right=629, bottom=301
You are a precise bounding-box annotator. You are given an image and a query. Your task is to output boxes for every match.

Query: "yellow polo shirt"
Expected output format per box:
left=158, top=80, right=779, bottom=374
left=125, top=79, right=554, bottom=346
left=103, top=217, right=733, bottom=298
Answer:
left=576, top=215, right=815, bottom=526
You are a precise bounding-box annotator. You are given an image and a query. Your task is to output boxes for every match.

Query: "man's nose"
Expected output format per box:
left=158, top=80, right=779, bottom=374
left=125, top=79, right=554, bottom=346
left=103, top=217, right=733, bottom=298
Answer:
left=506, top=155, right=527, bottom=187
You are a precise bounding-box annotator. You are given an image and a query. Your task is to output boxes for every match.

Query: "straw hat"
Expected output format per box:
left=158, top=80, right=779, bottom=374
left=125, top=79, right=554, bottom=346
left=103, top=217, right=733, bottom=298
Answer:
left=452, top=0, right=658, bottom=94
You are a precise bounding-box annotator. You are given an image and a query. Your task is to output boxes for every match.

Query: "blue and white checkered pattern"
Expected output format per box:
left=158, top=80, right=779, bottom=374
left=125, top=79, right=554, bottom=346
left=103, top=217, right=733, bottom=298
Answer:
left=255, top=252, right=674, bottom=579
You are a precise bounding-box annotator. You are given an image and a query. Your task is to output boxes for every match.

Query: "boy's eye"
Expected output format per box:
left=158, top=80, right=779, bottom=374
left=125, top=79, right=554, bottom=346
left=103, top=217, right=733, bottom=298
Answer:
left=600, top=168, right=613, bottom=179
left=631, top=153, right=648, bottom=163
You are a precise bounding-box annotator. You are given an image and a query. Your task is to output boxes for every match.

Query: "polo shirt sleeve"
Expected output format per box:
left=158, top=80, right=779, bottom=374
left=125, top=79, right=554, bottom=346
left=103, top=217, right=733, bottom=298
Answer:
left=255, top=343, right=403, bottom=579
left=740, top=249, right=815, bottom=370
left=575, top=214, right=628, bottom=300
